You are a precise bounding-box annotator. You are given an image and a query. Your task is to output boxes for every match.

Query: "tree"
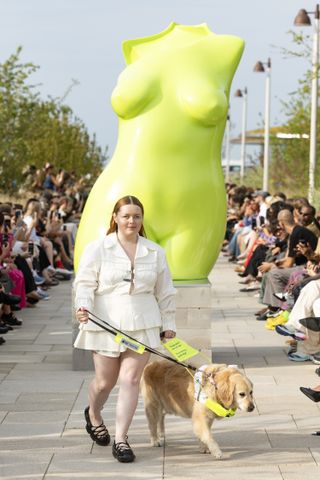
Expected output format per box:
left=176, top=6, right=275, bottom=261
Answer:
left=0, top=47, right=106, bottom=194
left=269, top=31, right=320, bottom=199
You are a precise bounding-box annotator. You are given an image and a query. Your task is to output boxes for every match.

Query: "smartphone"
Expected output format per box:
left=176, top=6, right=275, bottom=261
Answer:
left=251, top=218, right=257, bottom=229
left=15, top=209, right=22, bottom=219
left=57, top=212, right=61, bottom=220
left=4, top=218, right=11, bottom=229
left=63, top=225, right=67, bottom=231
left=28, top=242, right=34, bottom=255
left=2, top=233, right=9, bottom=245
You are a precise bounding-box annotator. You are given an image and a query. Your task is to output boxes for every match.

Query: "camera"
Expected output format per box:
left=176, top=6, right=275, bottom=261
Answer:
left=28, top=242, right=34, bottom=255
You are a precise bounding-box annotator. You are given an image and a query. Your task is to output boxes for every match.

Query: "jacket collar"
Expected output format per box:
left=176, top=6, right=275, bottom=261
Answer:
left=103, top=232, right=154, bottom=259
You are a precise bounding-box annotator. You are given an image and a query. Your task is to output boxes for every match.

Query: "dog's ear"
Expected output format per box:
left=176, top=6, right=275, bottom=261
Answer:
left=215, top=370, right=235, bottom=408
left=203, top=364, right=227, bottom=387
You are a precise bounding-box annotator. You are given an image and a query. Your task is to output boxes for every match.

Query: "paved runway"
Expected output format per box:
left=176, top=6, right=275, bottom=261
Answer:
left=0, top=255, right=320, bottom=479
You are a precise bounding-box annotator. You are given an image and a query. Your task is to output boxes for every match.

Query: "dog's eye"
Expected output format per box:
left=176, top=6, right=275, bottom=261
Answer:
left=239, top=392, right=246, bottom=397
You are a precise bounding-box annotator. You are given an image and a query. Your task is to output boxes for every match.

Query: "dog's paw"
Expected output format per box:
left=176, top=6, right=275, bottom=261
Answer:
left=151, top=439, right=162, bottom=447
left=212, top=449, right=223, bottom=459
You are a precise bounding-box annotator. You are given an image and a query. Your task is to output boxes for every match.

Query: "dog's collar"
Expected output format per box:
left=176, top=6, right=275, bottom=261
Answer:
left=204, top=399, right=237, bottom=417
left=194, top=365, right=237, bottom=417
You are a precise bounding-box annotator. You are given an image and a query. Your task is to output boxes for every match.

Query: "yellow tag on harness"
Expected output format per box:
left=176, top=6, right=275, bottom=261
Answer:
left=114, top=333, right=145, bottom=354
left=205, top=398, right=237, bottom=417
left=162, top=337, right=199, bottom=361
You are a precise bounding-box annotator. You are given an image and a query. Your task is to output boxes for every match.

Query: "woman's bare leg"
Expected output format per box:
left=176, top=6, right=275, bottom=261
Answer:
left=88, top=352, right=120, bottom=425
left=115, top=350, right=150, bottom=442
left=41, top=238, right=54, bottom=266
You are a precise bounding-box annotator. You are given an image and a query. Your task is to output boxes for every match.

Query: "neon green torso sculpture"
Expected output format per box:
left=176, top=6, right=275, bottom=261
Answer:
left=74, top=23, right=244, bottom=282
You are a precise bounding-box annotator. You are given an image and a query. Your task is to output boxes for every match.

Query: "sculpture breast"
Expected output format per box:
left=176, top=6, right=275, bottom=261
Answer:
left=74, top=23, right=244, bottom=282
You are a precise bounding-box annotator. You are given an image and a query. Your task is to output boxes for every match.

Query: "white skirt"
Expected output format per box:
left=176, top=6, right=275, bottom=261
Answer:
left=73, top=327, right=161, bottom=358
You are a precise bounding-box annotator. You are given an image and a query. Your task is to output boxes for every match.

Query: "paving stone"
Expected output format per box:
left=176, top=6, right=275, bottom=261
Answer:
left=166, top=466, right=282, bottom=480
left=0, top=392, right=20, bottom=404
left=279, top=464, right=320, bottom=479
left=0, top=421, right=65, bottom=438
left=0, top=354, right=46, bottom=363
left=3, top=410, right=69, bottom=424
left=0, top=451, right=52, bottom=479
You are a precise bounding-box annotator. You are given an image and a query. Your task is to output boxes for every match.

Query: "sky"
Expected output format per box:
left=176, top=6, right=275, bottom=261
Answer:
left=0, top=0, right=316, bottom=162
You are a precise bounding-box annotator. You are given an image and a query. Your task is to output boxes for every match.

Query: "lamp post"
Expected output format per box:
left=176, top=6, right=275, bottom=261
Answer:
left=224, top=113, right=231, bottom=183
left=254, top=58, right=271, bottom=192
left=234, top=87, right=248, bottom=184
left=294, top=5, right=320, bottom=204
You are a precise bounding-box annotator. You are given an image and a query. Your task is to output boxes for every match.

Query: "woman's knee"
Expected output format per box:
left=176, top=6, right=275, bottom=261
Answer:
left=119, top=372, right=141, bottom=389
left=94, top=378, right=115, bottom=394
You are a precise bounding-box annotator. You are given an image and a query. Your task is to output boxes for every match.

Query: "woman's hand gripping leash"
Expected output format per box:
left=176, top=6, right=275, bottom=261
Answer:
left=160, top=330, right=176, bottom=341
left=76, top=307, right=89, bottom=324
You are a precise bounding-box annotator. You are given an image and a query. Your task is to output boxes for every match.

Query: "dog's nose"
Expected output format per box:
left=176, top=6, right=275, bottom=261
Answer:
left=248, top=404, right=255, bottom=412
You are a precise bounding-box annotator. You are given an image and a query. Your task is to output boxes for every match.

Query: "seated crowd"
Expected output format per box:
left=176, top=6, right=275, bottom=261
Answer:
left=224, top=184, right=320, bottom=369
left=0, top=163, right=87, bottom=345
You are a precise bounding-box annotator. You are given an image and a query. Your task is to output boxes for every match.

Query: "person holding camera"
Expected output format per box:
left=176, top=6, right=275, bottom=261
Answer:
left=74, top=195, right=176, bottom=463
left=23, top=199, right=58, bottom=287
left=45, top=207, right=73, bottom=270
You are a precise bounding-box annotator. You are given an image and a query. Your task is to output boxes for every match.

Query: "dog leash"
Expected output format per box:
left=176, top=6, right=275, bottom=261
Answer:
left=84, top=310, right=237, bottom=417
left=86, top=310, right=197, bottom=371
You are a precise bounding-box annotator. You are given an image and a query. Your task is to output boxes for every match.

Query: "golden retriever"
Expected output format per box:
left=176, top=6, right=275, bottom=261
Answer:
left=141, top=360, right=254, bottom=459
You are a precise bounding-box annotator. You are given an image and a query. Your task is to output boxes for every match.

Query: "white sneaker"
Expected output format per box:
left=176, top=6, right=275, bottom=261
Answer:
left=36, top=288, right=51, bottom=300
left=55, top=268, right=72, bottom=279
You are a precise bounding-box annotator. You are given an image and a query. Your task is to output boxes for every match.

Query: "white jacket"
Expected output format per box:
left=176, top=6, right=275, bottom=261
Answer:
left=74, top=232, right=176, bottom=333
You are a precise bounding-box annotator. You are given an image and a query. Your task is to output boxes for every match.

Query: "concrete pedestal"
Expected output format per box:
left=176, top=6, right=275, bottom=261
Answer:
left=72, top=283, right=214, bottom=371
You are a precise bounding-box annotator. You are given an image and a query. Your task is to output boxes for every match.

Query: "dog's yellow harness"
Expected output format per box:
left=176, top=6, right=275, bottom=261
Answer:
left=194, top=365, right=237, bottom=418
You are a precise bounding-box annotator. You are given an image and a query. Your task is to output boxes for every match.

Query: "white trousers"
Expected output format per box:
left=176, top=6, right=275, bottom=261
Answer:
left=288, top=279, right=320, bottom=354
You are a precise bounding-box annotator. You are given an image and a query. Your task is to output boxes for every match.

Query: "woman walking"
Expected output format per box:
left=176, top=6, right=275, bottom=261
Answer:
left=74, top=195, right=176, bottom=462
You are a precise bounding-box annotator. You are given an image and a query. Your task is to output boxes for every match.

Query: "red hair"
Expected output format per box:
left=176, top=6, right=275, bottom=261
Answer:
left=107, top=195, right=146, bottom=237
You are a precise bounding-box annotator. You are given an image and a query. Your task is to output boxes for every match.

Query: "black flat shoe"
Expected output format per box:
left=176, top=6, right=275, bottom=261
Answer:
left=299, top=317, right=320, bottom=332
left=0, top=321, right=13, bottom=331
left=84, top=406, right=110, bottom=446
left=112, top=437, right=135, bottom=463
left=316, top=367, right=320, bottom=377
left=26, top=297, right=39, bottom=304
left=1, top=313, right=22, bottom=327
left=300, top=387, right=320, bottom=402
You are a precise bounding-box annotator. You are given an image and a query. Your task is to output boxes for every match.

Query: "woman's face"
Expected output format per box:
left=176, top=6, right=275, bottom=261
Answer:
left=114, top=204, right=143, bottom=237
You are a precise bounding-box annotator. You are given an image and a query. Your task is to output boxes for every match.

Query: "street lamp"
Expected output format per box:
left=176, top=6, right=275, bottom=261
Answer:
left=294, top=4, right=320, bottom=204
left=234, top=87, right=248, bottom=184
left=253, top=58, right=271, bottom=192
left=224, top=113, right=231, bottom=183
